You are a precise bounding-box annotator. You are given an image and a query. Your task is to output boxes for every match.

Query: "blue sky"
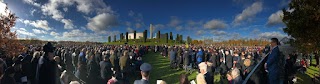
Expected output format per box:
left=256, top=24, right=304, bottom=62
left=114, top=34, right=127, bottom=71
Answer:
left=1, top=0, right=290, bottom=42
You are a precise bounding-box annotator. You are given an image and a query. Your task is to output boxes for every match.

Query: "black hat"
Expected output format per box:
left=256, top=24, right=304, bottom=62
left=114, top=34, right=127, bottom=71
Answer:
left=43, top=42, right=54, bottom=53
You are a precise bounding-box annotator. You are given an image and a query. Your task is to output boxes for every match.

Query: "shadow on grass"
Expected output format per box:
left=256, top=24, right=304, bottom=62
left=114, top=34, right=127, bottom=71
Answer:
left=295, top=59, right=320, bottom=84
left=142, top=52, right=228, bottom=84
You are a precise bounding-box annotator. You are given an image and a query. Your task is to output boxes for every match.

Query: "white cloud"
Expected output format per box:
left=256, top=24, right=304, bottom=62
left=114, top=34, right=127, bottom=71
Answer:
left=128, top=10, right=134, bottom=16
left=63, top=7, right=68, bottom=12
left=204, top=19, right=227, bottom=30
left=258, top=31, right=287, bottom=40
left=32, top=29, right=47, bottom=34
left=87, top=13, right=118, bottom=33
left=251, top=28, right=260, bottom=35
left=50, top=31, right=59, bottom=36
left=30, top=9, right=36, bottom=16
left=230, top=33, right=240, bottom=40
left=154, top=24, right=165, bottom=29
left=187, top=20, right=203, bottom=27
left=168, top=16, right=181, bottom=27
left=74, top=0, right=92, bottom=14
left=211, top=30, right=227, bottom=36
left=196, top=30, right=205, bottom=35
left=22, top=19, right=52, bottom=31
left=0, top=2, right=7, bottom=15
left=23, top=0, right=41, bottom=7
left=56, top=29, right=119, bottom=42
left=16, top=28, right=36, bottom=36
left=233, top=2, right=263, bottom=25
left=41, top=0, right=67, bottom=20
left=126, top=27, right=134, bottom=33
left=266, top=10, right=284, bottom=26
left=175, top=26, right=182, bottom=31
left=135, top=23, right=142, bottom=28
left=61, top=19, right=74, bottom=29
left=125, top=21, right=131, bottom=27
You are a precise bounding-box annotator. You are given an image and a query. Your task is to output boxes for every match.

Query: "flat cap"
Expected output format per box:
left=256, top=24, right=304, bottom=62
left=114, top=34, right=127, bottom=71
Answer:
left=140, top=63, right=152, bottom=72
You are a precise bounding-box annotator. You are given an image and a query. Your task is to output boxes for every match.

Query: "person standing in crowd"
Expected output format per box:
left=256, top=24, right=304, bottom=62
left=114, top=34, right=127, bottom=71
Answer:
left=209, top=51, right=218, bottom=72
left=225, top=51, right=233, bottom=71
left=264, top=38, right=281, bottom=84
left=100, top=53, right=113, bottom=83
left=242, top=59, right=253, bottom=78
left=134, top=63, right=152, bottom=84
left=230, top=68, right=242, bottom=84
left=284, top=55, right=295, bottom=84
left=196, top=62, right=213, bottom=84
left=177, top=48, right=183, bottom=69
left=315, top=52, right=319, bottom=67
left=169, top=49, right=177, bottom=69
left=36, top=42, right=58, bottom=84
left=72, top=48, right=79, bottom=73
left=196, top=49, right=204, bottom=67
left=119, top=50, right=130, bottom=82
left=180, top=73, right=190, bottom=84
left=183, top=50, right=190, bottom=72
left=1, top=67, right=16, bottom=84
left=87, top=52, right=101, bottom=84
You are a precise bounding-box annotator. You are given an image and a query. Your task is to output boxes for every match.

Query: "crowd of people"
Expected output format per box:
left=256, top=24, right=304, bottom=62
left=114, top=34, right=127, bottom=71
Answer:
left=0, top=42, right=154, bottom=84
left=157, top=41, right=263, bottom=84
left=0, top=38, right=318, bottom=84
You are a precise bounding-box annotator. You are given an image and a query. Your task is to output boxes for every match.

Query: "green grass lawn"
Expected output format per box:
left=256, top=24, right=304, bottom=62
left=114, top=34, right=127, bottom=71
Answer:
left=295, top=58, right=320, bottom=84
left=142, top=52, right=226, bottom=84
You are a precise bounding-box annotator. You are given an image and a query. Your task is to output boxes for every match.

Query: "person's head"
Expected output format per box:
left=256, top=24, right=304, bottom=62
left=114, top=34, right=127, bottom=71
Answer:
left=53, top=56, right=60, bottom=63
left=33, top=51, right=41, bottom=59
left=247, top=54, right=252, bottom=59
left=198, top=62, right=207, bottom=74
left=225, top=51, right=229, bottom=55
left=110, top=50, right=114, bottom=55
left=270, top=38, right=280, bottom=47
left=243, top=59, right=251, bottom=67
left=231, top=68, right=240, bottom=79
left=160, top=80, right=167, bottom=84
left=180, top=74, right=189, bottom=84
left=226, top=72, right=232, bottom=81
left=123, top=50, right=128, bottom=57
left=140, top=63, right=152, bottom=79
left=43, top=42, right=55, bottom=61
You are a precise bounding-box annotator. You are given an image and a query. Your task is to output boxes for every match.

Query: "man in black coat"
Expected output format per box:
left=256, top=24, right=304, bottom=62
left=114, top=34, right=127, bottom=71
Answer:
left=315, top=52, right=319, bottom=66
left=36, top=42, right=58, bottom=84
left=209, top=52, right=219, bottom=73
left=100, top=55, right=112, bottom=84
left=225, top=51, right=233, bottom=71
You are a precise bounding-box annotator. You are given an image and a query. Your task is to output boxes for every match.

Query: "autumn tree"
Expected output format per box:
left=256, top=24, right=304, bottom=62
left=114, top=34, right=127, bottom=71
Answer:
left=283, top=0, right=320, bottom=52
left=0, top=4, right=24, bottom=58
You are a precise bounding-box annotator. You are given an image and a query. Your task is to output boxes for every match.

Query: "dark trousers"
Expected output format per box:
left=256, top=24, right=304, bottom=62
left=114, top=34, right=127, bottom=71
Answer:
left=170, top=60, right=176, bottom=68
left=268, top=73, right=280, bottom=84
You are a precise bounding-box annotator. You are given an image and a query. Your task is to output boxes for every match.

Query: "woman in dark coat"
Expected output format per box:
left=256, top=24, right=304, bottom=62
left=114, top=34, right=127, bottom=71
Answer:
left=1, top=67, right=16, bottom=84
